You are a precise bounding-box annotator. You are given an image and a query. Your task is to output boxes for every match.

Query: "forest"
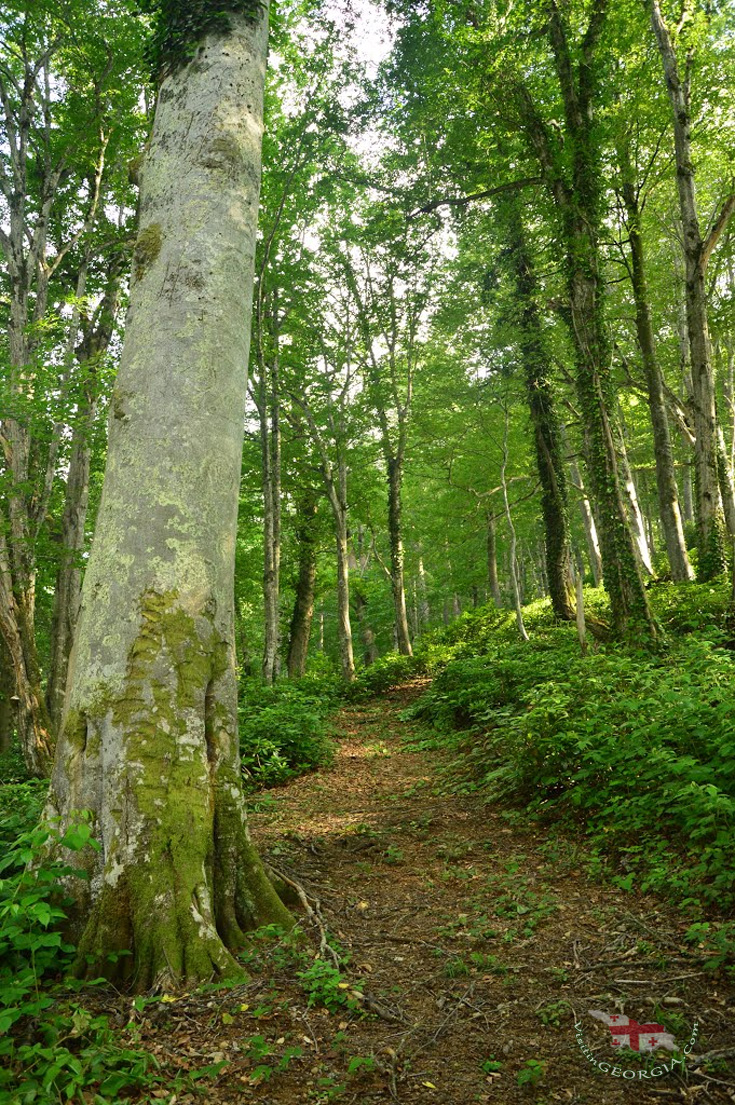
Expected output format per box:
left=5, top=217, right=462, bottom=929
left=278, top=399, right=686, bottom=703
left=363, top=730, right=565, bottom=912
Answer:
left=1, top=0, right=735, bottom=1101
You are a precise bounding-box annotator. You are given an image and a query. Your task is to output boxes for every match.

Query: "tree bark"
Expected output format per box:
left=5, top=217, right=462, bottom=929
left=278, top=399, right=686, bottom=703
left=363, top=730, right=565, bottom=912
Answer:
left=503, top=200, right=575, bottom=620
left=256, top=296, right=282, bottom=685
left=501, top=411, right=529, bottom=642
left=417, top=555, right=431, bottom=624
left=0, top=637, right=14, bottom=755
left=334, top=493, right=356, bottom=681
left=564, top=429, right=603, bottom=586
left=522, top=0, right=655, bottom=636
left=616, top=428, right=654, bottom=577
left=286, top=490, right=319, bottom=679
left=618, top=143, right=693, bottom=580
left=46, top=7, right=292, bottom=991
left=387, top=458, right=413, bottom=655
left=648, top=0, right=733, bottom=578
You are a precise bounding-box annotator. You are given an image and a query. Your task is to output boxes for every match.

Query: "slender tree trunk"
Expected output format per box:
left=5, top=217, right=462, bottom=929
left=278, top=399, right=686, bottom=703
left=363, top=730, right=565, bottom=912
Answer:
left=260, top=356, right=281, bottom=684
left=46, top=270, right=124, bottom=730
left=46, top=7, right=292, bottom=990
left=716, top=425, right=735, bottom=538
left=417, top=555, right=431, bottom=623
left=503, top=200, right=574, bottom=619
left=386, top=458, right=412, bottom=656
left=616, top=429, right=654, bottom=577
left=286, top=490, right=319, bottom=679
left=45, top=413, right=95, bottom=733
left=501, top=412, right=529, bottom=642
left=618, top=146, right=693, bottom=580
left=0, top=638, right=14, bottom=755
left=354, top=591, right=378, bottom=666
left=648, top=0, right=734, bottom=578
left=334, top=498, right=355, bottom=682
left=0, top=534, right=53, bottom=775
left=564, top=428, right=603, bottom=586
left=485, top=511, right=503, bottom=606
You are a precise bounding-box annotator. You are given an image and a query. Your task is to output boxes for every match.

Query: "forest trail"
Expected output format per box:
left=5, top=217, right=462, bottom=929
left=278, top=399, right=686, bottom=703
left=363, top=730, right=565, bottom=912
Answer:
left=134, top=685, right=735, bottom=1105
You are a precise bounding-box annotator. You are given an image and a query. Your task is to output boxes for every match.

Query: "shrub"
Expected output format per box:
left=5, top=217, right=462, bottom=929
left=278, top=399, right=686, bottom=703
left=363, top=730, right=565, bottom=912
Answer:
left=239, top=678, right=337, bottom=788
left=408, top=586, right=735, bottom=919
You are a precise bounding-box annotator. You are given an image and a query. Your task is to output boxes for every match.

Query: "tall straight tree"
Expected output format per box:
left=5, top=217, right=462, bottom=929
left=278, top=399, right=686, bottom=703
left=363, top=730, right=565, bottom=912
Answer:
left=515, top=0, right=655, bottom=636
left=647, top=0, right=735, bottom=578
left=46, top=1, right=292, bottom=990
left=0, top=1, right=144, bottom=773
left=500, top=198, right=575, bottom=621
left=615, top=133, right=693, bottom=581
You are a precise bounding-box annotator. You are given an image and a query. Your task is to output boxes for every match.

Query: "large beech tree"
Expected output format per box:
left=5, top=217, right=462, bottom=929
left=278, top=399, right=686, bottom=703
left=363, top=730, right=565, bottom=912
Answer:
left=46, top=0, right=292, bottom=990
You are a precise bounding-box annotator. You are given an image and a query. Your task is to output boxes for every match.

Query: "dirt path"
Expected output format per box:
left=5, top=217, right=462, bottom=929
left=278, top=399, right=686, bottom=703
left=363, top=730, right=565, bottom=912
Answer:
left=133, top=686, right=735, bottom=1105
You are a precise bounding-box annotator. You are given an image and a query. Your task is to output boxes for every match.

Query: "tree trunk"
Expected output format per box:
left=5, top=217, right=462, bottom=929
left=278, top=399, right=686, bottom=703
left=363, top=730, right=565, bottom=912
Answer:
left=0, top=535, right=53, bottom=775
left=503, top=200, right=574, bottom=619
left=618, top=145, right=693, bottom=580
left=260, top=357, right=281, bottom=685
left=566, top=445, right=603, bottom=586
left=417, top=555, right=431, bottom=624
left=334, top=502, right=356, bottom=682
left=0, top=638, right=14, bottom=755
left=616, top=429, right=654, bottom=577
left=716, top=425, right=735, bottom=538
left=286, top=490, right=319, bottom=679
left=46, top=7, right=292, bottom=991
left=501, top=413, right=529, bottom=642
left=485, top=512, right=503, bottom=606
left=387, top=458, right=412, bottom=655
left=525, top=1, right=655, bottom=636
left=46, top=270, right=124, bottom=731
left=354, top=591, right=378, bottom=666
left=648, top=0, right=732, bottom=579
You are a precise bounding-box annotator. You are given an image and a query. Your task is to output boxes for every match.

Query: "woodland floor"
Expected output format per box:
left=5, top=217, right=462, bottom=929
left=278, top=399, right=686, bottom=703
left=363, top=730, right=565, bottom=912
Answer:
left=113, top=683, right=735, bottom=1105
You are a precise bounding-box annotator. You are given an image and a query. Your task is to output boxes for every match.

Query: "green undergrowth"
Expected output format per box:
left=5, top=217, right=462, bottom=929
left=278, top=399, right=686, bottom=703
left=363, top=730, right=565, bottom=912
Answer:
left=0, top=820, right=253, bottom=1104
left=239, top=672, right=340, bottom=788
left=399, top=581, right=735, bottom=956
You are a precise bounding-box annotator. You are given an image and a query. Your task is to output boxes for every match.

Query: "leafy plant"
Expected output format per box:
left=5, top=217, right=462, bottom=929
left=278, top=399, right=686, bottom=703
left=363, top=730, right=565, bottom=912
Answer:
left=516, top=1058, right=545, bottom=1087
left=297, top=960, right=362, bottom=1012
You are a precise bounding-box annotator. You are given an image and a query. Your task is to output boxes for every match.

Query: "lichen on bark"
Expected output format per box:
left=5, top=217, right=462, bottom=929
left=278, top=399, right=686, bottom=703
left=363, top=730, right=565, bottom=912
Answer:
left=46, top=4, right=291, bottom=991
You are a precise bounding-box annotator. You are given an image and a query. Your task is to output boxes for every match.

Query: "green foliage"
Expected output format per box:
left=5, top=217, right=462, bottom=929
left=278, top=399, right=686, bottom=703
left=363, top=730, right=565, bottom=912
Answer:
left=351, top=651, right=427, bottom=696
left=0, top=821, right=161, bottom=1103
left=140, top=0, right=267, bottom=78
left=516, top=1058, right=545, bottom=1087
left=297, top=960, right=361, bottom=1012
left=408, top=587, right=735, bottom=923
left=239, top=677, right=337, bottom=788
left=0, top=780, right=47, bottom=853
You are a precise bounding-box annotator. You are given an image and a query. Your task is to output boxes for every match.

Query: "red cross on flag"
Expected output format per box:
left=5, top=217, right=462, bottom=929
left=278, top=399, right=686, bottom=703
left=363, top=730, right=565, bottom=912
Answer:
left=589, top=1010, right=677, bottom=1052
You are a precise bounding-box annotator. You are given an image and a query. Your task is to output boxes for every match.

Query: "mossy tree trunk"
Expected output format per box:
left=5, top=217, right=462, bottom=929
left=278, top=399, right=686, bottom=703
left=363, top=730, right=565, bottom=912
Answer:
left=46, top=5, right=292, bottom=992
left=617, top=140, right=693, bottom=581
left=520, top=0, right=655, bottom=636
left=502, top=199, right=575, bottom=621
left=0, top=636, right=14, bottom=755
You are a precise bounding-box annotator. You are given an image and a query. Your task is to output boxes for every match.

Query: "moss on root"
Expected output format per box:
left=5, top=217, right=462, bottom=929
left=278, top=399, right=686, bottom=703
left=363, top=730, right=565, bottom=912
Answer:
left=71, top=589, right=293, bottom=991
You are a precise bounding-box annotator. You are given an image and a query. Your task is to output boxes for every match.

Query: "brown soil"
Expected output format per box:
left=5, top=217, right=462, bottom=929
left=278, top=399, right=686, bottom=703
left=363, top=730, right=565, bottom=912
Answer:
left=120, top=683, right=735, bottom=1105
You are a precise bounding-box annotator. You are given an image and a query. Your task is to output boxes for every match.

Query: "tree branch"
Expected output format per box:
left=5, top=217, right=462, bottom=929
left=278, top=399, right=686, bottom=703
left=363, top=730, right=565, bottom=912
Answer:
left=700, top=191, right=735, bottom=273
left=407, top=177, right=541, bottom=220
